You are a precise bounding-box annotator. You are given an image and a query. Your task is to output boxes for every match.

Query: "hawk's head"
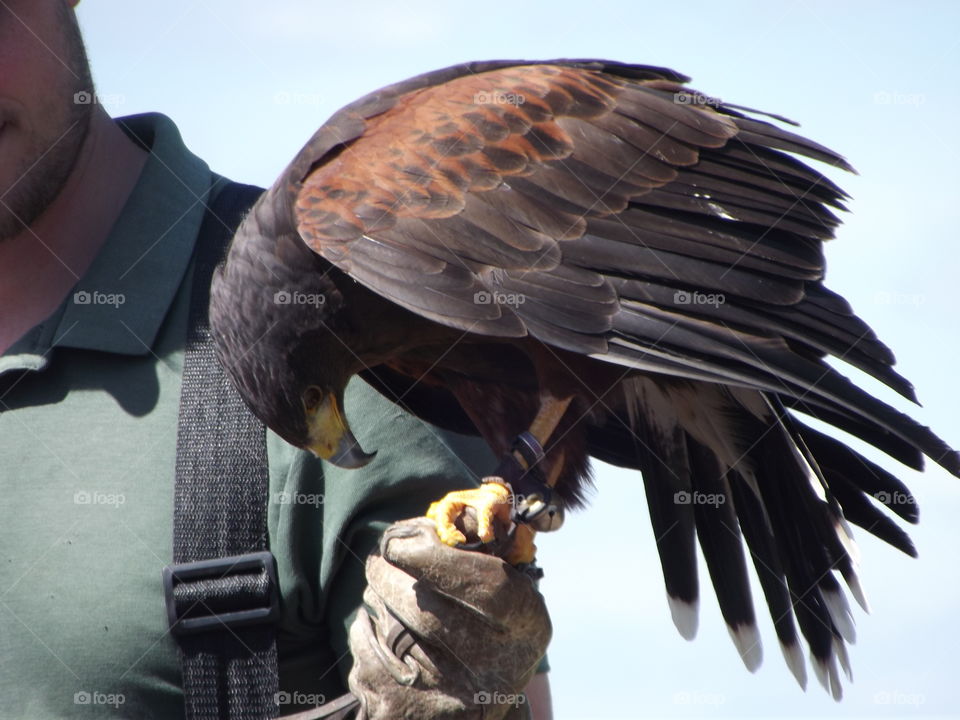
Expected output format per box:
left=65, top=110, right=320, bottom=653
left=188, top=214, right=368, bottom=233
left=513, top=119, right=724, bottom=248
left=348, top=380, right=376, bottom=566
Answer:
left=209, top=217, right=375, bottom=468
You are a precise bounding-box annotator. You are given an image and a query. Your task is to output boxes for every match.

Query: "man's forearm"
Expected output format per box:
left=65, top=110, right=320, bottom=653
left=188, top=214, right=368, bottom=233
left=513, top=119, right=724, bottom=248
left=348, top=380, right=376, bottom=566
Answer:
left=525, top=673, right=553, bottom=720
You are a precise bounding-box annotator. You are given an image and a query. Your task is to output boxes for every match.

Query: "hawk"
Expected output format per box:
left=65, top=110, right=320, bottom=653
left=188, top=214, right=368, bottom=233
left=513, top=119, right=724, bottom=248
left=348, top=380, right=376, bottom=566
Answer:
left=209, top=60, right=959, bottom=698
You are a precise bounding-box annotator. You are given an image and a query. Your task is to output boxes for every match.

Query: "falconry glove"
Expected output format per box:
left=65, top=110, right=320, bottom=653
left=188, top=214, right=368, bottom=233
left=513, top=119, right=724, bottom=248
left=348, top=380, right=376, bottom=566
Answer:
left=347, top=518, right=550, bottom=719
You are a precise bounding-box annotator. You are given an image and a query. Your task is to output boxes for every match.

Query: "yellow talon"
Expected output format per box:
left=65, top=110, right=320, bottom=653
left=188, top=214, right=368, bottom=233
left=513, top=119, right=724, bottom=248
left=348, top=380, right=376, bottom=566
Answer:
left=426, top=480, right=513, bottom=547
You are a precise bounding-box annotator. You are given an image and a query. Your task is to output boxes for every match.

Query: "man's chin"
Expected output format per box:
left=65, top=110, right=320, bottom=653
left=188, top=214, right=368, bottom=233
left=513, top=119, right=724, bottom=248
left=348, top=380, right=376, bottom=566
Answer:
left=0, top=107, right=91, bottom=244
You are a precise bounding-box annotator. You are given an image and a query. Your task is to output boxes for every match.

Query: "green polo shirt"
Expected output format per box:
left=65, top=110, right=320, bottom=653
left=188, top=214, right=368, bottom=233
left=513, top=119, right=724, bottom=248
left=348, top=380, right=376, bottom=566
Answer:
left=0, top=113, right=497, bottom=719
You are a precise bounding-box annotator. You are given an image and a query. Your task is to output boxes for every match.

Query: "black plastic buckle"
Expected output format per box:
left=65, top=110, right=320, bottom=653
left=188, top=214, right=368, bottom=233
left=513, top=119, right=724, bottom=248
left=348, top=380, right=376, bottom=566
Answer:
left=162, top=551, right=279, bottom=636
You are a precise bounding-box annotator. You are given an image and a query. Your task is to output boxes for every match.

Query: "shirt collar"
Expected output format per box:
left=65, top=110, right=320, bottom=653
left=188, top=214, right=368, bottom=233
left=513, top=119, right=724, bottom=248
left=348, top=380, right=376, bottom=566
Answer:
left=2, top=112, right=213, bottom=374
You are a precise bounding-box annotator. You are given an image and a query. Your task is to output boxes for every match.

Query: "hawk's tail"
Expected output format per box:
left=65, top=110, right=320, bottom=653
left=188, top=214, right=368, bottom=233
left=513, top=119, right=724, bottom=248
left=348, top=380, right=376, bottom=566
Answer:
left=616, top=377, right=923, bottom=699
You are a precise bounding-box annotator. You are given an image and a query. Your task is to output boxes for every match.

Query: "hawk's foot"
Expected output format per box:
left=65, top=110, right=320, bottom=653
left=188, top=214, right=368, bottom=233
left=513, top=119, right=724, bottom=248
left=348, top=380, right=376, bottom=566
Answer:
left=426, top=480, right=513, bottom=548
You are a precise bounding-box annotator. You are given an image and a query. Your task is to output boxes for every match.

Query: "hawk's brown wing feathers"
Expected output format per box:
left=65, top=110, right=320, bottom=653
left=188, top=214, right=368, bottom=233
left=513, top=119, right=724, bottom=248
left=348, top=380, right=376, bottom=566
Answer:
left=284, top=60, right=960, bottom=479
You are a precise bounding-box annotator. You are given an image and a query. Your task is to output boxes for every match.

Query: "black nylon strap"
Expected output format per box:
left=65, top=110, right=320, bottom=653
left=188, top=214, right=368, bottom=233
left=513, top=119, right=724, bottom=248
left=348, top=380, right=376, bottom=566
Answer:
left=169, top=180, right=278, bottom=720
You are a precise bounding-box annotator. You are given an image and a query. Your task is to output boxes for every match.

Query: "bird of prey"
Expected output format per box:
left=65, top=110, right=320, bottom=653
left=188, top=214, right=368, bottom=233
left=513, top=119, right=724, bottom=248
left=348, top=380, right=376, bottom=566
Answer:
left=209, top=59, right=960, bottom=699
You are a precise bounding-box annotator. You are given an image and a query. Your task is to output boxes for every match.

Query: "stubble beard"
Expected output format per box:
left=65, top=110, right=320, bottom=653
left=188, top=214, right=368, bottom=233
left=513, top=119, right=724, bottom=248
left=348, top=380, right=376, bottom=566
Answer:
left=0, top=6, right=95, bottom=242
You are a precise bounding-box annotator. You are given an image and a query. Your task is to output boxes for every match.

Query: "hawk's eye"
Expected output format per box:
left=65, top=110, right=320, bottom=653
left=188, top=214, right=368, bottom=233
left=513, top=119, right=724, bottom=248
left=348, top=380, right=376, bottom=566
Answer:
left=302, top=386, right=324, bottom=412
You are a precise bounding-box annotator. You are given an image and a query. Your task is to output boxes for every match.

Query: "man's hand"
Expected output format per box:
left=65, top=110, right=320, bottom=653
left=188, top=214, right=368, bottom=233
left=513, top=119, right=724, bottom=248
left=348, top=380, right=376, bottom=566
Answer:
left=347, top=518, right=551, bottom=719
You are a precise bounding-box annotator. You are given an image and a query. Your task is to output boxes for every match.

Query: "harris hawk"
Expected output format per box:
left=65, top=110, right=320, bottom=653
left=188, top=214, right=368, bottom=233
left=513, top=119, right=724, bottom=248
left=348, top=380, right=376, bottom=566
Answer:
left=209, top=60, right=960, bottom=699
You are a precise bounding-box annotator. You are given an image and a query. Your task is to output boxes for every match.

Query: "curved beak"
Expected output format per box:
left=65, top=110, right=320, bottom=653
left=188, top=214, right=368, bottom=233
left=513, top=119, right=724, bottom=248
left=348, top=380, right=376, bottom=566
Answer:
left=306, top=391, right=376, bottom=469
left=328, top=430, right=377, bottom=468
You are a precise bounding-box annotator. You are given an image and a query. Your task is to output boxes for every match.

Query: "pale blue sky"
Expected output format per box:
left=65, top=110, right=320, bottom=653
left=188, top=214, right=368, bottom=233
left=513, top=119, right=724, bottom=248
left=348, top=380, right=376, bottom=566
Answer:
left=77, top=2, right=960, bottom=718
